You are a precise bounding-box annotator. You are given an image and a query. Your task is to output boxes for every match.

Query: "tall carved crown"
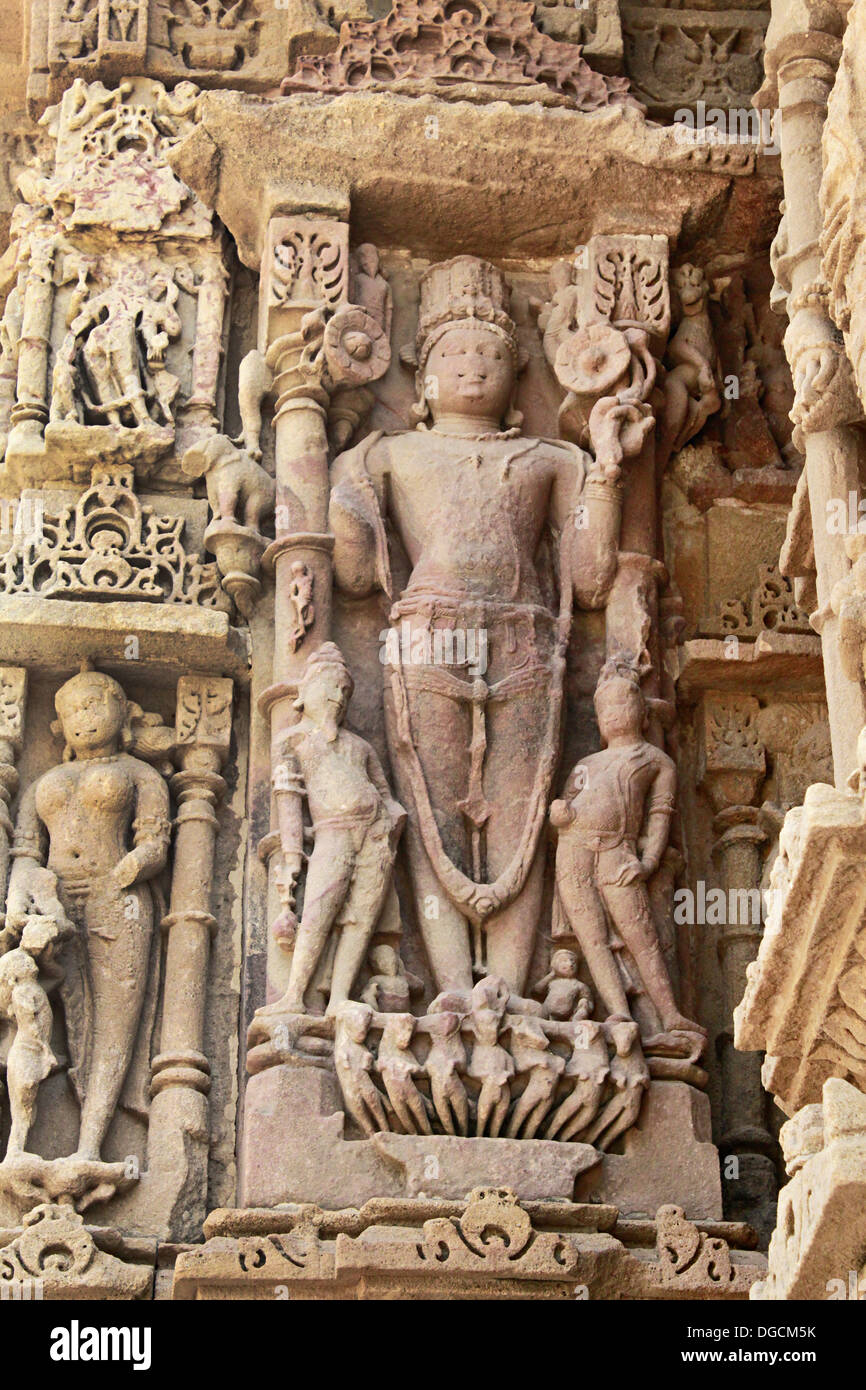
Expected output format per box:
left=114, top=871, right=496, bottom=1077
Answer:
left=410, top=255, right=518, bottom=367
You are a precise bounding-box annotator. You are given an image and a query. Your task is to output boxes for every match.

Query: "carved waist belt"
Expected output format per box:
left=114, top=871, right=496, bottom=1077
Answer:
left=390, top=593, right=555, bottom=635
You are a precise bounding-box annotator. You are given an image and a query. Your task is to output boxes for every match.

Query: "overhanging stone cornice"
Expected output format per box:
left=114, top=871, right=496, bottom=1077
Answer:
left=169, top=89, right=782, bottom=270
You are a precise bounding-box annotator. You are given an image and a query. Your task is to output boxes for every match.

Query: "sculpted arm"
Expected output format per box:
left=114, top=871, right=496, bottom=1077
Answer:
left=329, top=434, right=390, bottom=598
left=115, top=766, right=171, bottom=889
left=550, top=442, right=621, bottom=610
left=6, top=783, right=47, bottom=924
left=639, top=757, right=677, bottom=876
left=365, top=745, right=405, bottom=837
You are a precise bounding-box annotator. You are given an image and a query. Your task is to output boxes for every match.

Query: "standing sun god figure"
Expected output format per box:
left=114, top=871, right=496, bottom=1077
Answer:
left=329, top=255, right=624, bottom=1000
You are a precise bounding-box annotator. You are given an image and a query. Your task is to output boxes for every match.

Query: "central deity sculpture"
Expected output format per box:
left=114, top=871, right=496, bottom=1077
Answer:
left=330, top=256, right=622, bottom=999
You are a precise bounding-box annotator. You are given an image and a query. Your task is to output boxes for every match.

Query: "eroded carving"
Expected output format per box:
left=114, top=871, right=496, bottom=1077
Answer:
left=282, top=0, right=641, bottom=110
left=1, top=666, right=172, bottom=1206
left=552, top=659, right=706, bottom=1068
left=0, top=465, right=228, bottom=607
left=262, top=643, right=406, bottom=1012
left=331, top=255, right=624, bottom=1000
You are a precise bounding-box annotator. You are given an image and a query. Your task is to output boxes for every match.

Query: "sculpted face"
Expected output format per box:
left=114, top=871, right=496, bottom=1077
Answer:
left=299, top=664, right=351, bottom=727
left=595, top=677, right=644, bottom=743
left=56, top=673, right=126, bottom=756
left=673, top=264, right=707, bottom=311
left=424, top=325, right=514, bottom=423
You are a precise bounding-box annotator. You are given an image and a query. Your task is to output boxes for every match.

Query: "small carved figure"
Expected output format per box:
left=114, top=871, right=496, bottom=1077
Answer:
left=333, top=1001, right=395, bottom=1138
left=182, top=433, right=275, bottom=533
left=287, top=561, right=315, bottom=653
left=544, top=1019, right=610, bottom=1141
left=532, top=948, right=593, bottom=1021
left=551, top=660, right=705, bottom=1044
left=360, top=943, right=424, bottom=1013
left=505, top=1016, right=565, bottom=1139
left=377, top=1012, right=432, bottom=1135
left=0, top=948, right=56, bottom=1157
left=350, top=243, right=392, bottom=341
left=467, top=976, right=514, bottom=1138
left=236, top=348, right=273, bottom=460
left=657, top=264, right=721, bottom=470
left=582, top=1018, right=649, bottom=1151
left=424, top=1008, right=469, bottom=1135
left=51, top=269, right=181, bottom=431
left=5, top=666, right=171, bottom=1162
left=262, top=644, right=406, bottom=1016
left=537, top=255, right=580, bottom=366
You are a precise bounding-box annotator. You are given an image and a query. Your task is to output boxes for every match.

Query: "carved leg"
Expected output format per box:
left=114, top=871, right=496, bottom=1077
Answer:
left=520, top=1078, right=559, bottom=1140
left=558, top=1086, right=606, bottom=1142
left=557, top=863, right=631, bottom=1019
left=383, top=1077, right=431, bottom=1136
left=601, top=883, right=703, bottom=1034
left=384, top=674, right=474, bottom=993
left=488, top=1085, right=511, bottom=1139
left=475, top=1078, right=496, bottom=1136
left=505, top=1073, right=549, bottom=1138
left=6, top=1072, right=39, bottom=1155
left=482, top=665, right=554, bottom=995
left=404, top=823, right=474, bottom=991
left=74, top=883, right=152, bottom=1161
left=483, top=848, right=546, bottom=996
left=326, top=827, right=392, bottom=1014
left=281, top=829, right=355, bottom=1014
left=430, top=1074, right=469, bottom=1135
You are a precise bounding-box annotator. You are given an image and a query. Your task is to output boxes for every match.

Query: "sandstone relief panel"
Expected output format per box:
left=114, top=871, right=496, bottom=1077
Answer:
left=0, top=0, right=834, bottom=1309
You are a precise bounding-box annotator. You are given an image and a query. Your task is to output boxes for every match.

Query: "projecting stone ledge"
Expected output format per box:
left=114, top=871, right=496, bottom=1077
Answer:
left=239, top=1065, right=722, bottom=1219
left=0, top=597, right=251, bottom=681
left=171, top=1187, right=764, bottom=1300
left=735, top=783, right=866, bottom=1115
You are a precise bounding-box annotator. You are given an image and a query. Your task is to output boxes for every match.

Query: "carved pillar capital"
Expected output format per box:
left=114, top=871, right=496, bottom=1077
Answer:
left=760, top=1, right=846, bottom=108
left=699, top=693, right=767, bottom=815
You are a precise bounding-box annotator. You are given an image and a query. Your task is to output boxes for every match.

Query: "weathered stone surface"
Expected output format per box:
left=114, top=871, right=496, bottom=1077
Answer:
left=2, top=0, right=853, bottom=1307
left=172, top=1186, right=764, bottom=1299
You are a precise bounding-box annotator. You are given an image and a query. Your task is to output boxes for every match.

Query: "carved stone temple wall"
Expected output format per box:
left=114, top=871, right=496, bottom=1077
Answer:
left=0, top=0, right=857, bottom=1303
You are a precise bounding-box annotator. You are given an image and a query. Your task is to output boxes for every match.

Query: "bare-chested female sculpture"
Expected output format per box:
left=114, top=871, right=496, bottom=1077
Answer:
left=5, top=667, right=170, bottom=1162
left=329, top=255, right=622, bottom=997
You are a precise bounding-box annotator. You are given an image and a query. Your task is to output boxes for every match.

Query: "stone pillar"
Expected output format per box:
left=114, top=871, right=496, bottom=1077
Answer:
left=179, top=236, right=231, bottom=448
left=0, top=666, right=26, bottom=922
left=255, top=215, right=389, bottom=975
left=700, top=693, right=777, bottom=1236
left=148, top=674, right=233, bottom=1239
left=8, top=234, right=56, bottom=460
left=761, top=0, right=866, bottom=785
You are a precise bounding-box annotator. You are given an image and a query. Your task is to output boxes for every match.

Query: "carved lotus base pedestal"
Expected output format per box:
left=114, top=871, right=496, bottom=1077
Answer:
left=0, top=1203, right=154, bottom=1300
left=172, top=1187, right=764, bottom=1301
left=240, top=1063, right=723, bottom=1219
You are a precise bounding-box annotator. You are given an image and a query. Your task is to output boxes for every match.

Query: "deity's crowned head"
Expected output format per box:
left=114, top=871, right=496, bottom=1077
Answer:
left=403, top=256, right=524, bottom=426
